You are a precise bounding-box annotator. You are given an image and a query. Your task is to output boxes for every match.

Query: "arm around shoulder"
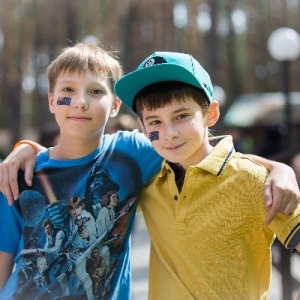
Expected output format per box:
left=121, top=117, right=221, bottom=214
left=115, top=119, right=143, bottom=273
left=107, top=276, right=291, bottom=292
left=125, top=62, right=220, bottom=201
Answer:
left=0, top=140, right=45, bottom=205
left=246, top=154, right=300, bottom=224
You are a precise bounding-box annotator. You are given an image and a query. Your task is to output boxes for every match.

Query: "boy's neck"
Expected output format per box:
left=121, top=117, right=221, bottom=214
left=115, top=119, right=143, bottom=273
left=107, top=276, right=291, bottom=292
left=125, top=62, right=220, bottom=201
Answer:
left=169, top=162, right=185, bottom=193
left=175, top=142, right=213, bottom=171
left=49, top=136, right=102, bottom=160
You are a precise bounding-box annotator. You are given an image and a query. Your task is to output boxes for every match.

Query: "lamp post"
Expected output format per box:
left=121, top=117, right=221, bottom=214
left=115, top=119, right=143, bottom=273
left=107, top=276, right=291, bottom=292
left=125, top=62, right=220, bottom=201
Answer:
left=267, top=27, right=300, bottom=146
left=267, top=27, right=300, bottom=300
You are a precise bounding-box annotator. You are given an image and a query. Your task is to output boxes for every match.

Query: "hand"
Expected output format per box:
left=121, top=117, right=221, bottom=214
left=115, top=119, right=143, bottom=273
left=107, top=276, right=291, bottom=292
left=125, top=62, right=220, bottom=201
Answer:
left=264, top=162, right=300, bottom=225
left=79, top=225, right=90, bottom=239
left=0, top=144, right=37, bottom=205
left=47, top=202, right=68, bottom=228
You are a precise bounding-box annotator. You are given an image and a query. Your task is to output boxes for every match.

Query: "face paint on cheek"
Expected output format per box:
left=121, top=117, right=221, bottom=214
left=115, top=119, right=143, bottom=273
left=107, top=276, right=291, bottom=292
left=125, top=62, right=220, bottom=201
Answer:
left=57, top=97, right=71, bottom=106
left=148, top=131, right=159, bottom=142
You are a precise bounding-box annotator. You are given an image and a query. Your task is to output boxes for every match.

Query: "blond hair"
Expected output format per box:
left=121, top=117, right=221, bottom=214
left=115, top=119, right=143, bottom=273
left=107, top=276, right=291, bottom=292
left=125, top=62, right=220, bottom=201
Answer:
left=47, top=43, right=123, bottom=93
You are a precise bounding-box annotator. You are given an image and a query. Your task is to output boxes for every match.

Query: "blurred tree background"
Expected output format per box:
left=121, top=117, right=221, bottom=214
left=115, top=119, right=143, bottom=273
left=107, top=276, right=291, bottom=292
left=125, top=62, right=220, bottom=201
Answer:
left=0, top=1, right=300, bottom=299
left=0, top=0, right=300, bottom=156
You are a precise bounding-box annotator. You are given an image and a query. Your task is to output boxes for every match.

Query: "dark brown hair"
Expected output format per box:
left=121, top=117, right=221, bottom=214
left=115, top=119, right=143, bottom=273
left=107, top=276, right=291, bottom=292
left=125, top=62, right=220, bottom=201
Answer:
left=134, top=81, right=209, bottom=118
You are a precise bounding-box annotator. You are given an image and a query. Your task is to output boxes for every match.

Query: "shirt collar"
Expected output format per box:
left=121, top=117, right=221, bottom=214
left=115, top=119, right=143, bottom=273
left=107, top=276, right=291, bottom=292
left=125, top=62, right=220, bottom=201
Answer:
left=160, top=135, right=235, bottom=177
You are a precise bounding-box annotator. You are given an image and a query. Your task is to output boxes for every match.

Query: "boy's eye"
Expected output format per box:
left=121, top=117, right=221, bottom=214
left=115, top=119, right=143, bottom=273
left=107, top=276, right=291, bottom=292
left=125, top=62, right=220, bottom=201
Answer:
left=149, top=120, right=161, bottom=126
left=91, top=89, right=104, bottom=95
left=176, top=113, right=188, bottom=120
left=63, top=87, right=73, bottom=92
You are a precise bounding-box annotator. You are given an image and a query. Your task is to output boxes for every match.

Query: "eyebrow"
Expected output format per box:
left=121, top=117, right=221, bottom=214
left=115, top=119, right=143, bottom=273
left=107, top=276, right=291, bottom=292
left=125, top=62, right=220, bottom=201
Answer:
left=144, top=107, right=191, bottom=121
left=172, top=107, right=191, bottom=113
left=58, top=80, right=105, bottom=86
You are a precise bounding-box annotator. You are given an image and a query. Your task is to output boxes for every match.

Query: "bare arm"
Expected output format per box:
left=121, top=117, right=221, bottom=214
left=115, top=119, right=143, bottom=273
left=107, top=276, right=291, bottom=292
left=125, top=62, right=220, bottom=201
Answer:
left=247, top=154, right=300, bottom=224
left=0, top=251, right=14, bottom=290
left=0, top=142, right=45, bottom=205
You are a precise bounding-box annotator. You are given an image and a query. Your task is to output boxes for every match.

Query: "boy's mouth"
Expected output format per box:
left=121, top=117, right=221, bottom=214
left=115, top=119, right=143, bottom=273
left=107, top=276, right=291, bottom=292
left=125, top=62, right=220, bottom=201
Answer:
left=68, top=116, right=92, bottom=121
left=164, top=143, right=184, bottom=150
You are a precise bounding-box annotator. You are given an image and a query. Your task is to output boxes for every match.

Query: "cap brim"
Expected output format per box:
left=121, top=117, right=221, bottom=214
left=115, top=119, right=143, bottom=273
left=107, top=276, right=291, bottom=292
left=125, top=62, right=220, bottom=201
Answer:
left=114, top=64, right=203, bottom=112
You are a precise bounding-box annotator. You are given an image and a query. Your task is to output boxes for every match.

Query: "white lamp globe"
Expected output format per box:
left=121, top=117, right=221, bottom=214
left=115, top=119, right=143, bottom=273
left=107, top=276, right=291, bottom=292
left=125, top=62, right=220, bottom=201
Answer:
left=213, top=85, right=226, bottom=107
left=268, top=27, right=300, bottom=61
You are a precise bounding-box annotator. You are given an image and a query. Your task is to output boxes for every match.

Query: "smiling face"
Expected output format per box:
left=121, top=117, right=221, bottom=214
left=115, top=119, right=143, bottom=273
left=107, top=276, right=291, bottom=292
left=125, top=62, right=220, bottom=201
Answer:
left=136, top=82, right=219, bottom=170
left=139, top=99, right=218, bottom=170
left=48, top=69, right=120, bottom=146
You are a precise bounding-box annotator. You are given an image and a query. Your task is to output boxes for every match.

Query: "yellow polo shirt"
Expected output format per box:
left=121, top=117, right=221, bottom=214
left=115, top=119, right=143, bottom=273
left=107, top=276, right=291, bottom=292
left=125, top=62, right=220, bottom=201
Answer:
left=139, top=135, right=300, bottom=300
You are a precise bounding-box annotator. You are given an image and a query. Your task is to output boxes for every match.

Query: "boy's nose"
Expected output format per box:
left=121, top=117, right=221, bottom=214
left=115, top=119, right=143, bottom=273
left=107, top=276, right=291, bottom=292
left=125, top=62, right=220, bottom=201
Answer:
left=73, top=96, right=88, bottom=110
left=164, top=125, right=179, bottom=140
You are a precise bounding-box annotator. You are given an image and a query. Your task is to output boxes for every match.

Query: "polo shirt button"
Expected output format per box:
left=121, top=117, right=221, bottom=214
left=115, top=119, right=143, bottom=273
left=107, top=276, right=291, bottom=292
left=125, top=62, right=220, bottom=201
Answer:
left=167, top=169, right=171, bottom=174
left=174, top=195, right=178, bottom=200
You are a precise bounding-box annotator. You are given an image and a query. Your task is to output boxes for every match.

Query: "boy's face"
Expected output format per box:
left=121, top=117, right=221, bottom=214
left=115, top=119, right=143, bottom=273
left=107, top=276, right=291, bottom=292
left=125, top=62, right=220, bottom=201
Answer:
left=138, top=98, right=219, bottom=170
left=48, top=69, right=120, bottom=142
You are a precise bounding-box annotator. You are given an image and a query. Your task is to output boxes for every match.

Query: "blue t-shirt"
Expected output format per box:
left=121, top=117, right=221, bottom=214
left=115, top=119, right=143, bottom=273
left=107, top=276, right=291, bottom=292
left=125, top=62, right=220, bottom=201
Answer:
left=0, top=130, right=162, bottom=300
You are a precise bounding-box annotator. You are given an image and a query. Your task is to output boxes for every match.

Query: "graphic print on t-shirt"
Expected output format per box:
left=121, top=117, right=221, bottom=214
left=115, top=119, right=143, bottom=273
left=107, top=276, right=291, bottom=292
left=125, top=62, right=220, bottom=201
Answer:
left=15, top=162, right=138, bottom=300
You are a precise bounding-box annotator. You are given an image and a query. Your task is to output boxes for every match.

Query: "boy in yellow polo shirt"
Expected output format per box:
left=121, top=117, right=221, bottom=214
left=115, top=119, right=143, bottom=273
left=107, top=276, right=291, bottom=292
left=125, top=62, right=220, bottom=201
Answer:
left=115, top=51, right=300, bottom=299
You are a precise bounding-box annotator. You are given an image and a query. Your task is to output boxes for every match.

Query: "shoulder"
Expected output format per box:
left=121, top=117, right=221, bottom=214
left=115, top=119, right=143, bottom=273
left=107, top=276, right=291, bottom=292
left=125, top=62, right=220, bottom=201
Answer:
left=204, top=136, right=268, bottom=181
left=35, top=148, right=50, bottom=167
left=103, top=130, right=150, bottom=148
left=226, top=152, right=269, bottom=188
left=230, top=152, right=269, bottom=175
left=103, top=130, right=162, bottom=183
left=103, top=130, right=161, bottom=162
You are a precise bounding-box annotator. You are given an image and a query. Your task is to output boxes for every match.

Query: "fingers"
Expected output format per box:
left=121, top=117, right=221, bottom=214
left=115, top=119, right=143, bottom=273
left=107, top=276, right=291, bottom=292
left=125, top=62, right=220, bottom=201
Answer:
left=0, top=144, right=37, bottom=205
left=0, top=154, right=24, bottom=205
left=264, top=165, right=300, bottom=225
left=0, top=161, right=15, bottom=205
left=265, top=190, right=300, bottom=225
left=264, top=179, right=286, bottom=225
left=11, top=159, right=35, bottom=200
left=281, top=192, right=300, bottom=214
left=264, top=182, right=273, bottom=208
left=6, top=159, right=22, bottom=203
left=265, top=207, right=277, bottom=225
left=24, top=160, right=35, bottom=187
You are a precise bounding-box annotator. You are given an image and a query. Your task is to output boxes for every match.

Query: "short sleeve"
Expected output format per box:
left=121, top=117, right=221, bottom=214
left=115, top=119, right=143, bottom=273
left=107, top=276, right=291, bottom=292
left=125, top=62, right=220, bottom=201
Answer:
left=0, top=194, right=23, bottom=254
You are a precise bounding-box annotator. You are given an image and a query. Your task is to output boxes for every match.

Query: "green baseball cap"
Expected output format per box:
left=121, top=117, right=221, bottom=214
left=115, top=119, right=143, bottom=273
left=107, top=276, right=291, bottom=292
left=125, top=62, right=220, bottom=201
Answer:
left=114, top=51, right=213, bottom=112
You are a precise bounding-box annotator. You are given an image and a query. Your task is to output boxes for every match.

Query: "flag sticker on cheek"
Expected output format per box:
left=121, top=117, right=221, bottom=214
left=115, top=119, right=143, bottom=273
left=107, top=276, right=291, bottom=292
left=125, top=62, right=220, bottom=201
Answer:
left=57, top=97, right=71, bottom=106
left=148, top=131, right=159, bottom=142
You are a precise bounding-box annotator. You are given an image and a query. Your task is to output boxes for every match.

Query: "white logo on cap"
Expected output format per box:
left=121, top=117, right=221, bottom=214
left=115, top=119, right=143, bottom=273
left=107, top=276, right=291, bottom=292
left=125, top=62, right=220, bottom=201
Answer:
left=145, top=58, right=155, bottom=67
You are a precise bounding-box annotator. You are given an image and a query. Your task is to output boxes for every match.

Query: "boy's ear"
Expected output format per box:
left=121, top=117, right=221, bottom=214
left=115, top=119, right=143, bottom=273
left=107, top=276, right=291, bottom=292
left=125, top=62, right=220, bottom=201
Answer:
left=207, top=100, right=220, bottom=127
left=137, top=117, right=148, bottom=138
left=48, top=92, right=55, bottom=114
left=109, top=97, right=122, bottom=118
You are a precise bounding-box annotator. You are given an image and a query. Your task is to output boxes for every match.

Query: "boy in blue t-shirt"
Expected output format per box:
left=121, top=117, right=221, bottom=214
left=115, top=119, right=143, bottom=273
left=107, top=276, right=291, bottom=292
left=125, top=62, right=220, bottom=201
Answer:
left=0, top=43, right=162, bottom=300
